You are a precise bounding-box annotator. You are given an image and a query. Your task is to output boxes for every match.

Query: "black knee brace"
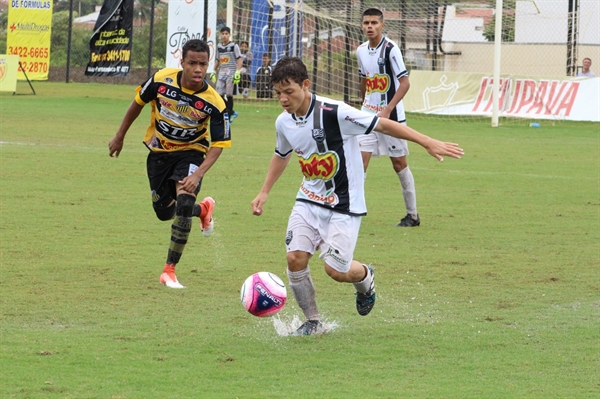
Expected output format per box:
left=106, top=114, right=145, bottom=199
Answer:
left=176, top=194, right=196, bottom=218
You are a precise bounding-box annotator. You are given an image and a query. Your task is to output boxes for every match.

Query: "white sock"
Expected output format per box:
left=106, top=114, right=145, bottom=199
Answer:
left=398, top=166, right=417, bottom=217
left=287, top=266, right=320, bottom=321
left=353, top=265, right=373, bottom=294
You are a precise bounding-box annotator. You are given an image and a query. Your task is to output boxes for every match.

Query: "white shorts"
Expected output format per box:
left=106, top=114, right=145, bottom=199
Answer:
left=285, top=201, right=362, bottom=273
left=358, top=131, right=409, bottom=158
left=357, top=108, right=409, bottom=158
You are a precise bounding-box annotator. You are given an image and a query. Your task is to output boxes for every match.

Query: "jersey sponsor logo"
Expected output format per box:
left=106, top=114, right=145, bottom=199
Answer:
left=157, top=119, right=198, bottom=138
left=298, top=152, right=339, bottom=181
left=164, top=88, right=178, bottom=98
left=159, top=106, right=201, bottom=125
left=325, top=247, right=349, bottom=266
left=311, top=128, right=325, bottom=143
left=362, top=102, right=386, bottom=114
left=319, top=105, right=333, bottom=111
left=194, top=100, right=204, bottom=109
left=158, top=85, right=166, bottom=94
left=299, top=183, right=339, bottom=206
left=220, top=55, right=231, bottom=64
left=344, top=115, right=367, bottom=129
left=159, top=139, right=193, bottom=151
left=189, top=109, right=208, bottom=121
left=158, top=98, right=172, bottom=108
left=365, top=74, right=390, bottom=94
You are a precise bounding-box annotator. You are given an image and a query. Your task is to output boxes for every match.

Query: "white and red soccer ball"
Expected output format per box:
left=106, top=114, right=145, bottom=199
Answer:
left=240, top=272, right=287, bottom=317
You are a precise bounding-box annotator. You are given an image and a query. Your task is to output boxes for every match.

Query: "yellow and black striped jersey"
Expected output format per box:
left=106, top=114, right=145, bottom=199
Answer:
left=135, top=68, right=231, bottom=153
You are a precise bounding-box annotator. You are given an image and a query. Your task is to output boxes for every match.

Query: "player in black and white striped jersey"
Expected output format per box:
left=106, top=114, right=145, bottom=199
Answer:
left=357, top=8, right=420, bottom=227
left=251, top=57, right=463, bottom=335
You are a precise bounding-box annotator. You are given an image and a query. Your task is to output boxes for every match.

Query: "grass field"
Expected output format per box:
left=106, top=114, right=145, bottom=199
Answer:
left=1, top=82, right=599, bottom=398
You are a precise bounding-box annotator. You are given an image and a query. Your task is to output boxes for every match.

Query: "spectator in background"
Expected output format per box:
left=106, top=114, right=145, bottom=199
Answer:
left=239, top=41, right=253, bottom=98
left=256, top=53, right=273, bottom=99
left=213, top=26, right=242, bottom=122
left=577, top=58, right=595, bottom=77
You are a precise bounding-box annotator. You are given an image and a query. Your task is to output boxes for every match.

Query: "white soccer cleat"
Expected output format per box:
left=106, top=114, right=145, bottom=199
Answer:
left=160, top=264, right=185, bottom=289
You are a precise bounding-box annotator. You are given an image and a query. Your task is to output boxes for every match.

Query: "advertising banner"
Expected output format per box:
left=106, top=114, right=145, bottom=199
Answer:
left=85, top=0, right=133, bottom=77
left=166, top=0, right=217, bottom=71
left=0, top=55, right=20, bottom=92
left=250, top=0, right=301, bottom=82
left=406, top=71, right=600, bottom=122
left=6, top=0, right=52, bottom=80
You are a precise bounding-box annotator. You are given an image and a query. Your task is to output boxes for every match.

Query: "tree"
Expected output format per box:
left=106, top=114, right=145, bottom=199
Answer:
left=483, top=1, right=516, bottom=42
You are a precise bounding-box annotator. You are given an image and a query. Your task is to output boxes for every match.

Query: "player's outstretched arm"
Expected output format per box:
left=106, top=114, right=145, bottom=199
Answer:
left=109, top=101, right=144, bottom=158
left=375, top=118, right=464, bottom=162
left=251, top=154, right=291, bottom=216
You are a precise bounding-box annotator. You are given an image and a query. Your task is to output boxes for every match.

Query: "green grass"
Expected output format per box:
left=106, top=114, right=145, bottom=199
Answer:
left=1, top=82, right=599, bottom=398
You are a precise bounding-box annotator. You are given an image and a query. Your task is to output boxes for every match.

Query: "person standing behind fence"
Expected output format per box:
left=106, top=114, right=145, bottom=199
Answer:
left=577, top=57, right=596, bottom=77
left=357, top=8, right=420, bottom=227
left=256, top=53, right=273, bottom=99
left=239, top=41, right=253, bottom=98
left=213, top=27, right=242, bottom=122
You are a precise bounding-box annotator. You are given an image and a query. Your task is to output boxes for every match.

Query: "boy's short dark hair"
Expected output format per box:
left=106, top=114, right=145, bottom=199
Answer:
left=220, top=26, right=231, bottom=33
left=271, top=56, right=308, bottom=86
left=362, top=8, right=384, bottom=21
left=241, top=41, right=249, bottom=46
left=182, top=39, right=210, bottom=60
left=262, top=53, right=270, bottom=58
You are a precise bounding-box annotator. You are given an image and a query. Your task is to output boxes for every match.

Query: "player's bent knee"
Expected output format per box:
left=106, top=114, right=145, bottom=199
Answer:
left=176, top=194, right=196, bottom=217
left=154, top=203, right=176, bottom=221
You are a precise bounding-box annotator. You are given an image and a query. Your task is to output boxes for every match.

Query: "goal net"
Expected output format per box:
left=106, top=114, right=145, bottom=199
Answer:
left=229, top=0, right=599, bottom=124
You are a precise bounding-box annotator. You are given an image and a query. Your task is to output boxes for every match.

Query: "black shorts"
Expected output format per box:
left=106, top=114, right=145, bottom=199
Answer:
left=147, top=150, right=205, bottom=208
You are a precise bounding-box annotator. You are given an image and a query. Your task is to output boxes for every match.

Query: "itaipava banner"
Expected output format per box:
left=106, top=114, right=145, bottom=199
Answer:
left=406, top=71, right=600, bottom=122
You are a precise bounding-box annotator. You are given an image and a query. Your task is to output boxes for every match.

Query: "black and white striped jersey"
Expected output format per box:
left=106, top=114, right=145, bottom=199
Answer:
left=274, top=94, right=379, bottom=216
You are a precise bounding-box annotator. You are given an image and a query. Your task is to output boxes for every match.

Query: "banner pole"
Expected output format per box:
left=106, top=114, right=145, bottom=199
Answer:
left=18, top=62, right=36, bottom=95
left=67, top=0, right=74, bottom=83
left=491, top=0, right=503, bottom=127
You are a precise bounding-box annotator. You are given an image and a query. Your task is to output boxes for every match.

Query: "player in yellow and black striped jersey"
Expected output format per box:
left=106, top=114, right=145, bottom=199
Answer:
left=109, top=39, right=230, bottom=289
left=137, top=67, right=231, bottom=153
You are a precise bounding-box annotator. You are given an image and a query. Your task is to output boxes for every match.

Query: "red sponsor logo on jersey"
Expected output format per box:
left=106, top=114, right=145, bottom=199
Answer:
left=220, top=55, right=231, bottom=64
left=160, top=139, right=193, bottom=151
left=300, top=183, right=339, bottom=205
left=158, top=85, right=166, bottom=94
left=195, top=100, right=204, bottom=109
left=298, top=152, right=339, bottom=181
left=365, top=74, right=389, bottom=94
left=159, top=98, right=172, bottom=108
left=189, top=109, right=207, bottom=120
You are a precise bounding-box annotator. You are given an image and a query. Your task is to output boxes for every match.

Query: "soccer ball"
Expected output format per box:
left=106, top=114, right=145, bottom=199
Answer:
left=240, top=272, right=287, bottom=317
